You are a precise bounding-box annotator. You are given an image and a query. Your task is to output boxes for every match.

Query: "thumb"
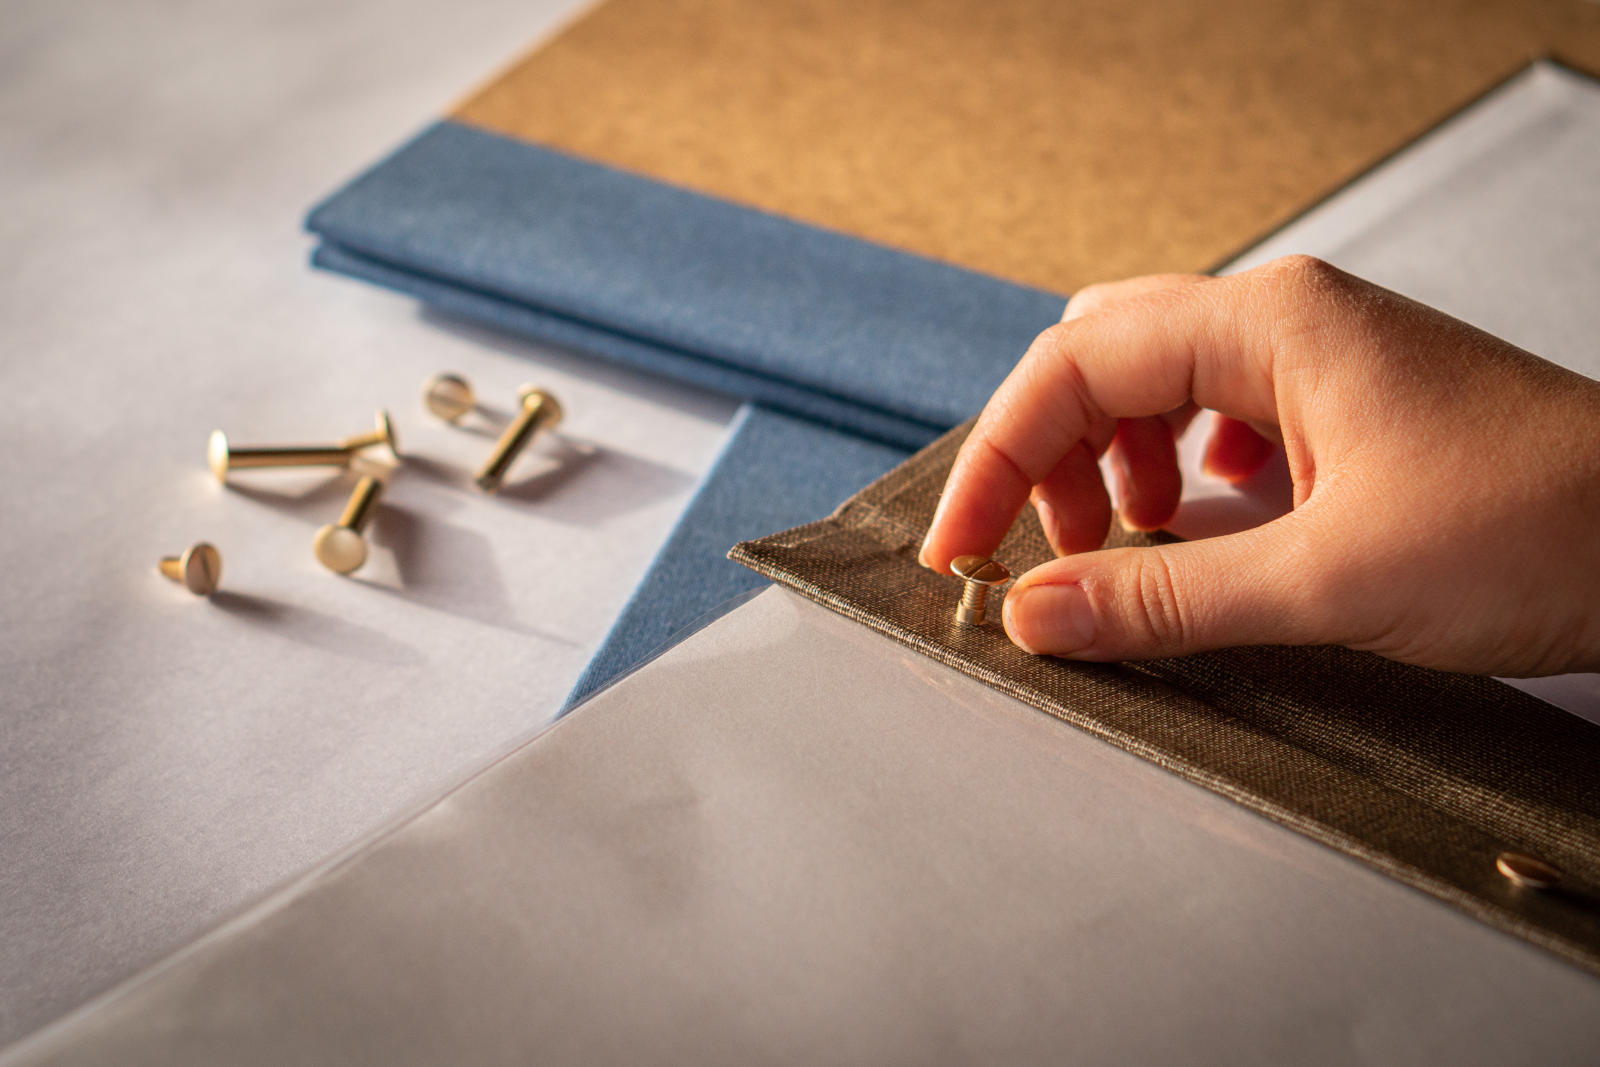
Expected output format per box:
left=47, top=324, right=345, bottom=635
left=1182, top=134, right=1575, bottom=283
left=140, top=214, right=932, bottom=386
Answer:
left=1002, top=519, right=1335, bottom=661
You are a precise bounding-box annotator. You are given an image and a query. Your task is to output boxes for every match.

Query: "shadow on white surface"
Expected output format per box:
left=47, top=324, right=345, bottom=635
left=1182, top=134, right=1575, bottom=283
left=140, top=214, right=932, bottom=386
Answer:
left=449, top=403, right=515, bottom=438
left=208, top=590, right=418, bottom=665
left=387, top=452, right=472, bottom=489
left=222, top=473, right=363, bottom=514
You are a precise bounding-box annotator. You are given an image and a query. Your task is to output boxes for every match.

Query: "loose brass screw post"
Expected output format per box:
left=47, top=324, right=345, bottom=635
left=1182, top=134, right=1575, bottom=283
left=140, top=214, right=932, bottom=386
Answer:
left=475, top=386, right=564, bottom=493
left=422, top=373, right=476, bottom=423
left=159, top=542, right=222, bottom=596
left=208, top=430, right=350, bottom=484
left=313, top=475, right=384, bottom=574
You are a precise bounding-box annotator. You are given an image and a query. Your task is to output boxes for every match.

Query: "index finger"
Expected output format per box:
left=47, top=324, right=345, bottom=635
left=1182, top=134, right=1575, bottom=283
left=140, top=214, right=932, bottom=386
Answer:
left=918, top=271, right=1280, bottom=572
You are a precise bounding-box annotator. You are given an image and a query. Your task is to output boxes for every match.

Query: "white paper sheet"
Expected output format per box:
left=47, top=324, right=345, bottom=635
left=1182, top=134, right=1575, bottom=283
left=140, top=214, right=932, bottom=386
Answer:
left=0, top=0, right=723, bottom=1046
left=10, top=589, right=1599, bottom=1066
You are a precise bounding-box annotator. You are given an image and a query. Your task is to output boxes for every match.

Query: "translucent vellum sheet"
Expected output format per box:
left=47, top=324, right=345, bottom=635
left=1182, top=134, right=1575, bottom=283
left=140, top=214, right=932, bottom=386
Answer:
left=9, top=588, right=1600, bottom=1066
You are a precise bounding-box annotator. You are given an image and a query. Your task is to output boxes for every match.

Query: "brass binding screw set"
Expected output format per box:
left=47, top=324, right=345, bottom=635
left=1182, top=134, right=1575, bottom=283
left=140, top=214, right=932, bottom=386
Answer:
left=158, top=373, right=563, bottom=596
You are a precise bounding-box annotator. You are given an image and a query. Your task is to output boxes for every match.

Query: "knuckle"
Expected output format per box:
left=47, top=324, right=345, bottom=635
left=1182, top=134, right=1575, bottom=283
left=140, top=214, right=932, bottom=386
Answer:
left=1032, top=321, right=1075, bottom=358
left=1122, top=550, right=1190, bottom=650
left=1258, top=254, right=1352, bottom=314
left=1253, top=254, right=1356, bottom=359
left=1264, top=253, right=1345, bottom=293
left=1024, top=323, right=1096, bottom=414
left=1065, top=283, right=1109, bottom=317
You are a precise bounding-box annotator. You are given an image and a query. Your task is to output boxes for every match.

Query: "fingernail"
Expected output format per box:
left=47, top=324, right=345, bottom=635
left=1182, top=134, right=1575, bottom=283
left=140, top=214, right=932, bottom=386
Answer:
left=1118, top=511, right=1160, bottom=534
left=1005, top=582, right=1096, bottom=655
left=1110, top=454, right=1131, bottom=510
left=1033, top=498, right=1058, bottom=546
left=919, top=495, right=950, bottom=569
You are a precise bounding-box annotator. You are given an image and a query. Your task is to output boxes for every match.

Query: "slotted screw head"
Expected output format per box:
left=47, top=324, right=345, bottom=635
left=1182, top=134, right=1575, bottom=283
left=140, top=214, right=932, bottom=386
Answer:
left=373, top=409, right=401, bottom=457
left=159, top=542, right=222, bottom=596
left=950, top=555, right=1010, bottom=626
left=423, top=373, right=476, bottom=422
left=951, top=555, right=1011, bottom=585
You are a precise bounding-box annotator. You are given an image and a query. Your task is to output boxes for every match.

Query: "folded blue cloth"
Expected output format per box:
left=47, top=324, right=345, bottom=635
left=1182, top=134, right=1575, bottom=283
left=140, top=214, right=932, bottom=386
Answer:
left=308, top=121, right=1065, bottom=450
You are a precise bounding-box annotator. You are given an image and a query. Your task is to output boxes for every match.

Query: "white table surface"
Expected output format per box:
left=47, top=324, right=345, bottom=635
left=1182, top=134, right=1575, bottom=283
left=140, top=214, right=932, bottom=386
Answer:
left=0, top=0, right=730, bottom=1047
left=6, top=5, right=1599, bottom=1053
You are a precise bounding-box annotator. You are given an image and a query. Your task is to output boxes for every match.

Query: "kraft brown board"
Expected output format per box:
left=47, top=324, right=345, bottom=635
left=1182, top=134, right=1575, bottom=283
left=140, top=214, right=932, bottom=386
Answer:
left=453, top=0, right=1600, bottom=296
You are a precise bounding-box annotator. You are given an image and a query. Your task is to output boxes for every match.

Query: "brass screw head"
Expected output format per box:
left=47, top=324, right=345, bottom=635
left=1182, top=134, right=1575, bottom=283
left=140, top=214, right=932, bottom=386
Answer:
left=207, top=429, right=353, bottom=484
left=207, top=430, right=232, bottom=482
left=1496, top=851, right=1563, bottom=890
left=422, top=373, right=476, bottom=422
left=313, top=475, right=384, bottom=575
left=474, top=385, right=565, bottom=493
left=159, top=542, right=222, bottom=596
left=338, top=409, right=402, bottom=462
left=950, top=554, right=1010, bottom=626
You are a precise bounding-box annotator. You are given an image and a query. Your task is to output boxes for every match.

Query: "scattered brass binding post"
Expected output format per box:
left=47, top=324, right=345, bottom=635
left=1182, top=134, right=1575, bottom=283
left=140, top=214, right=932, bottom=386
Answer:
left=158, top=542, right=222, bottom=596
left=313, top=475, right=383, bottom=575
left=208, top=430, right=350, bottom=484
left=208, top=412, right=402, bottom=484
left=422, top=373, right=476, bottom=423
left=475, top=386, right=564, bottom=493
left=950, top=555, right=1010, bottom=626
left=338, top=409, right=402, bottom=462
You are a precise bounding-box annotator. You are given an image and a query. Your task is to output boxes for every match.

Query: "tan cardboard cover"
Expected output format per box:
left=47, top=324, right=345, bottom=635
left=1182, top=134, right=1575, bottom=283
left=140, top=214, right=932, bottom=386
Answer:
left=454, top=0, right=1600, bottom=293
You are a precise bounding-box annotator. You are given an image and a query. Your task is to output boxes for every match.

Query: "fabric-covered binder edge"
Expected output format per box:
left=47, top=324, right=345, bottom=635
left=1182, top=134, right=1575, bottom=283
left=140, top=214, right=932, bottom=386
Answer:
left=732, top=421, right=1600, bottom=979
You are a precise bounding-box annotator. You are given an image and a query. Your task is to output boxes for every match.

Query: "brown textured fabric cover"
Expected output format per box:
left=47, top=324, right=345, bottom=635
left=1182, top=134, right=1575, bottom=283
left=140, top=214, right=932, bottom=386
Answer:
left=731, top=421, right=1600, bottom=978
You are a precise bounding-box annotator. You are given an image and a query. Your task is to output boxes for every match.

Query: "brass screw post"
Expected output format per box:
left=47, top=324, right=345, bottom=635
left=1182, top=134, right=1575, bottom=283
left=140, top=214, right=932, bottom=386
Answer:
left=338, top=409, right=402, bottom=462
left=313, top=475, right=384, bottom=574
left=159, top=542, right=222, bottom=596
left=208, top=430, right=351, bottom=484
left=422, top=373, right=476, bottom=423
left=950, top=555, right=1010, bottom=626
left=475, top=386, right=564, bottom=493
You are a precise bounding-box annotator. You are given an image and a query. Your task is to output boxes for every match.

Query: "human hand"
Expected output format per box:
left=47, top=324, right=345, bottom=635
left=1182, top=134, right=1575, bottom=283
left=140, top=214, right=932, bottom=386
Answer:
left=918, top=256, right=1600, bottom=677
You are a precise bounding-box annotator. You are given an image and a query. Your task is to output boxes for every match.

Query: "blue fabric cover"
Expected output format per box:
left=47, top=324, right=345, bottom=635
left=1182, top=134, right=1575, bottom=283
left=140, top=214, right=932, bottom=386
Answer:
left=564, top=403, right=910, bottom=709
left=307, top=121, right=1066, bottom=448
left=312, top=242, right=943, bottom=451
